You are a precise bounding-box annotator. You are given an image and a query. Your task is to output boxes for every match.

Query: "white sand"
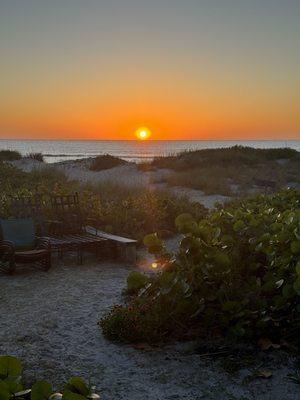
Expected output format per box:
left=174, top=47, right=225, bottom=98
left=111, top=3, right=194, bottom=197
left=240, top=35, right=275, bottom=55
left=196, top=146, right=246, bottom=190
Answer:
left=0, top=253, right=298, bottom=400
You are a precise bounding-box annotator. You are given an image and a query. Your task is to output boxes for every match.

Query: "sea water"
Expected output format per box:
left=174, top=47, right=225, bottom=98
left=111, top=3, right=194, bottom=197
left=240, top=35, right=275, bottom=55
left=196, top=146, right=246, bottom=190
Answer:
left=0, top=139, right=299, bottom=163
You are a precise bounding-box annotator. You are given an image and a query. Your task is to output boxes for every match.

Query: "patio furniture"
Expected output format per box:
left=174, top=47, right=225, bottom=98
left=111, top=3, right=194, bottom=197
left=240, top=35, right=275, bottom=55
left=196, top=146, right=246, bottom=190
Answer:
left=48, top=193, right=106, bottom=263
left=10, top=194, right=46, bottom=235
left=0, top=218, right=51, bottom=274
left=86, top=226, right=137, bottom=263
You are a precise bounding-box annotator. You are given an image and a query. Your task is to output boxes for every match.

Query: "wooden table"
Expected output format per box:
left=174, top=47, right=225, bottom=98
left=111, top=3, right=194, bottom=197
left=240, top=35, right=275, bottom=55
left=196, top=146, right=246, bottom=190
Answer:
left=40, top=233, right=107, bottom=264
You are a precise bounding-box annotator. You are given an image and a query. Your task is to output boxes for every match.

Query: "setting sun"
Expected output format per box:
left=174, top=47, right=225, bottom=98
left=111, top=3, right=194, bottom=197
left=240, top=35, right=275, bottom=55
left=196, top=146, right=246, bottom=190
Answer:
left=135, top=127, right=151, bottom=140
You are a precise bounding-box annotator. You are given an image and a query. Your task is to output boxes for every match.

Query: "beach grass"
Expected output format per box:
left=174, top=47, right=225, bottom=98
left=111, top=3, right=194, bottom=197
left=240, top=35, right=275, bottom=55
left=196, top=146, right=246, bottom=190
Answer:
left=149, top=146, right=300, bottom=195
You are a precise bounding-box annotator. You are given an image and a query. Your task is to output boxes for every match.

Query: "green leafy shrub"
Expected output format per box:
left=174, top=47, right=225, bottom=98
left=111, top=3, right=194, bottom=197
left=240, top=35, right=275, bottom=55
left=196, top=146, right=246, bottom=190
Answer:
left=0, top=355, right=98, bottom=400
left=100, top=189, right=300, bottom=343
left=0, top=150, right=22, bottom=161
left=125, top=271, right=149, bottom=295
left=89, top=154, right=127, bottom=171
left=81, top=186, right=206, bottom=240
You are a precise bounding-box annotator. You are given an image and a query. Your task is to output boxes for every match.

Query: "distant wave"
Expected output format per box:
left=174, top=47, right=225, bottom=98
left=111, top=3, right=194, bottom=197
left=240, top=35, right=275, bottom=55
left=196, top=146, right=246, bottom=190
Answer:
left=44, top=153, right=158, bottom=159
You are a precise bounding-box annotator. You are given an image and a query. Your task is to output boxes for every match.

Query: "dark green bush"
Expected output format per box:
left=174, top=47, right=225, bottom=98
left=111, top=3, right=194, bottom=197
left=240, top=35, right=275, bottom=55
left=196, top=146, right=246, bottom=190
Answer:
left=125, top=271, right=149, bottom=295
left=89, top=154, right=127, bottom=171
left=152, top=146, right=299, bottom=170
left=0, top=150, right=22, bottom=161
left=100, top=189, right=300, bottom=343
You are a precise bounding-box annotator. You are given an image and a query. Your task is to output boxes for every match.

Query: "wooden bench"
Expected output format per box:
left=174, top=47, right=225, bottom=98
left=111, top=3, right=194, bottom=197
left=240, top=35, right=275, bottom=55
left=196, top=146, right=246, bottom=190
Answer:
left=86, top=226, right=137, bottom=263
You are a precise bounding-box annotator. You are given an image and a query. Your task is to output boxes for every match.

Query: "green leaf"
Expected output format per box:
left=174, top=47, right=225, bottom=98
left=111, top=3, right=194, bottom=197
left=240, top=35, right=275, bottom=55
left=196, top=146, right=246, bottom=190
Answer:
left=148, top=245, right=163, bottom=255
left=143, top=233, right=161, bottom=247
left=293, top=278, right=300, bottom=295
left=175, top=213, right=193, bottom=227
left=62, top=392, right=86, bottom=400
left=233, top=220, right=244, bottom=232
left=31, top=381, right=52, bottom=400
left=230, top=324, right=246, bottom=337
left=291, top=241, right=300, bottom=254
left=222, top=301, right=238, bottom=312
left=3, top=377, right=22, bottom=395
left=282, top=284, right=294, bottom=298
left=0, top=356, right=22, bottom=379
left=126, top=271, right=148, bottom=293
left=296, top=261, right=300, bottom=276
left=0, top=381, right=10, bottom=400
left=64, top=377, right=89, bottom=396
left=213, top=252, right=230, bottom=268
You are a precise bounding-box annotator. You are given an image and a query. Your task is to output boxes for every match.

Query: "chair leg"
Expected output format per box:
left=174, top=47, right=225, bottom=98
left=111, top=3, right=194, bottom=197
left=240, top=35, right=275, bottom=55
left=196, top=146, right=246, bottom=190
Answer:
left=44, top=253, right=51, bottom=271
left=8, top=256, right=16, bottom=275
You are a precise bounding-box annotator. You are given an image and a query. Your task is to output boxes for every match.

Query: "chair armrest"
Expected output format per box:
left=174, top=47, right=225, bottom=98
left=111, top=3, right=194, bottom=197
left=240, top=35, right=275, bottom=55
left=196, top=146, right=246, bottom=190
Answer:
left=36, top=237, right=51, bottom=251
left=0, top=240, right=15, bottom=254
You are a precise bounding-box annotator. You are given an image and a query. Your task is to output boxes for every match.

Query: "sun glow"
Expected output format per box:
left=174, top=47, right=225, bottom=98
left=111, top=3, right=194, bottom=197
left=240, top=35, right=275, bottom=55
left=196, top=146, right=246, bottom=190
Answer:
left=135, top=127, right=151, bottom=140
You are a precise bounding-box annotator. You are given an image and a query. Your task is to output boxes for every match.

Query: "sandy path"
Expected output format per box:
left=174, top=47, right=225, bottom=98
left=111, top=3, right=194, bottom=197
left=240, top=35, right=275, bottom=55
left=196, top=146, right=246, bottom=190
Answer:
left=0, top=257, right=298, bottom=400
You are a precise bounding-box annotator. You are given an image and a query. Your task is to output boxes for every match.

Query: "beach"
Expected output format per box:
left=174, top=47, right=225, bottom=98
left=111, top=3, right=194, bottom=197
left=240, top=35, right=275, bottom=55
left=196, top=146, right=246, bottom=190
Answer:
left=1, top=148, right=299, bottom=400
left=0, top=249, right=298, bottom=400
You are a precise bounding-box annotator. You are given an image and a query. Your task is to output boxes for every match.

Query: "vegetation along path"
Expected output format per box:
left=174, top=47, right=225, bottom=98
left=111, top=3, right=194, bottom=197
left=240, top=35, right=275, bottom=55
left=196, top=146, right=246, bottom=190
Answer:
left=0, top=258, right=299, bottom=400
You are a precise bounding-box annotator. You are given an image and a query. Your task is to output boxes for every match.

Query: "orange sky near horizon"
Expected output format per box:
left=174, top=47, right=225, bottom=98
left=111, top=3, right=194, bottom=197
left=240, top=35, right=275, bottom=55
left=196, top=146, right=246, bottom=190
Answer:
left=0, top=1, right=299, bottom=141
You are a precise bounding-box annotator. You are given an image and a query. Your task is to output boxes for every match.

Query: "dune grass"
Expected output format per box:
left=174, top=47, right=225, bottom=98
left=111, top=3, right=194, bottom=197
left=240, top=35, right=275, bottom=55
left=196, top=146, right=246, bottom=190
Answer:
left=0, top=162, right=206, bottom=240
left=149, top=146, right=300, bottom=195
left=27, top=152, right=44, bottom=162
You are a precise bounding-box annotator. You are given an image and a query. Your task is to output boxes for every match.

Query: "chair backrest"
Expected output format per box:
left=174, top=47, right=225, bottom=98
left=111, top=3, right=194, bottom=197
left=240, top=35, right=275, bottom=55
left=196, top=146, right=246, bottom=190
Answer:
left=50, top=193, right=84, bottom=234
left=0, top=218, right=36, bottom=250
left=10, top=194, right=45, bottom=235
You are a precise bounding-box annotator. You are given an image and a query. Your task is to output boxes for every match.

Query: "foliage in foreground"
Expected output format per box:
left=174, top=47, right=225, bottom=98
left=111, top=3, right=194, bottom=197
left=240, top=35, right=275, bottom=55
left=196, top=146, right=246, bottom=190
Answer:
left=0, top=163, right=206, bottom=240
left=0, top=355, right=97, bottom=400
left=101, top=189, right=300, bottom=343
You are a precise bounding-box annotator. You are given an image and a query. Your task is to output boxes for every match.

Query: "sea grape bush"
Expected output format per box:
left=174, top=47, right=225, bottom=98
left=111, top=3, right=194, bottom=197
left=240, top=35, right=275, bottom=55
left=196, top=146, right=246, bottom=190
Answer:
left=0, top=355, right=97, bottom=400
left=101, top=189, right=300, bottom=343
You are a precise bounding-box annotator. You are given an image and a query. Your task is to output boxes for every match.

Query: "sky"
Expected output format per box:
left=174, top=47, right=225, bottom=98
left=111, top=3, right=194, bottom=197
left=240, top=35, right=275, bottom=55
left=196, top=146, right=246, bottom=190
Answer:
left=0, top=0, right=299, bottom=140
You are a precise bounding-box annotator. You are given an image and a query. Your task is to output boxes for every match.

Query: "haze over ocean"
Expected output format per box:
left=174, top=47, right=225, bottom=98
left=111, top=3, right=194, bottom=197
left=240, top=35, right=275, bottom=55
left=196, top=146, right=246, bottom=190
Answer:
left=0, top=139, right=299, bottom=163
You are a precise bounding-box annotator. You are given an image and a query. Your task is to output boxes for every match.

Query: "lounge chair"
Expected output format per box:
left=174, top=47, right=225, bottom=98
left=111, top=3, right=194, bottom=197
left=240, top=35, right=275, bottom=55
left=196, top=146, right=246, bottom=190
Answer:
left=0, top=218, right=51, bottom=274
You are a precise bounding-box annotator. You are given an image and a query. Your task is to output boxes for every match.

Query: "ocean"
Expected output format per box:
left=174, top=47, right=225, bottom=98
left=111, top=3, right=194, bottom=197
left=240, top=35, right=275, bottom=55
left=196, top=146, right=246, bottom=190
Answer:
left=0, top=139, right=299, bottom=163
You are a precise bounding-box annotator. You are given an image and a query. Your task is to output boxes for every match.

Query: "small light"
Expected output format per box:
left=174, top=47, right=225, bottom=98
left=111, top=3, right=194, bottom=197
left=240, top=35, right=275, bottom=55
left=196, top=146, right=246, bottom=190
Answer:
left=151, top=262, right=158, bottom=269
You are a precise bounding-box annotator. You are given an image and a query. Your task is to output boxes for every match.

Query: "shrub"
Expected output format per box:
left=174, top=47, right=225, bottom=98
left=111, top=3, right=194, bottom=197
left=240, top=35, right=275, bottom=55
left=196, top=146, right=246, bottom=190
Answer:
left=28, top=152, right=44, bottom=162
left=89, top=154, right=127, bottom=171
left=165, top=167, right=232, bottom=195
left=0, top=150, right=22, bottom=161
left=0, top=355, right=99, bottom=400
left=100, top=189, right=300, bottom=344
left=152, top=146, right=300, bottom=195
left=125, top=271, right=149, bottom=295
left=151, top=146, right=300, bottom=171
left=81, top=185, right=206, bottom=240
